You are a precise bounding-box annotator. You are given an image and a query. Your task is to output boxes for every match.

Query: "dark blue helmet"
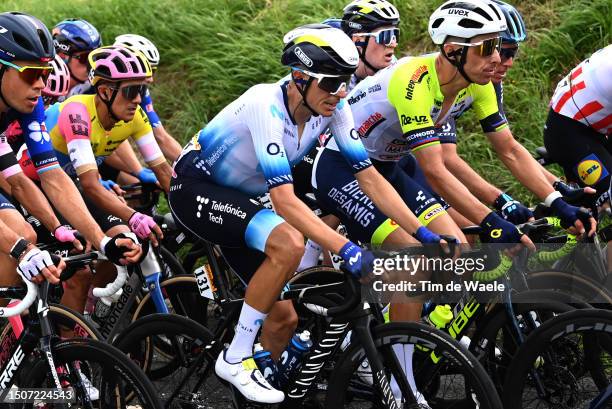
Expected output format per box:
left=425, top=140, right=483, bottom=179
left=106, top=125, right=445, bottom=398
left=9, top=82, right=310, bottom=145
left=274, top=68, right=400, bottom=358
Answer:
left=321, top=18, right=343, bottom=30
left=0, top=12, right=54, bottom=62
left=52, top=19, right=102, bottom=54
left=492, top=0, right=527, bottom=44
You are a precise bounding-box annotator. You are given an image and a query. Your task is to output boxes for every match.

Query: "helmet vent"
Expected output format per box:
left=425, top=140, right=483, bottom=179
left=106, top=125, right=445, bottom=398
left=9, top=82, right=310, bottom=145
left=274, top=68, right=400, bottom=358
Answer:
left=458, top=18, right=484, bottom=29
left=12, top=32, right=32, bottom=51
left=487, top=4, right=502, bottom=20
left=37, top=29, right=50, bottom=52
left=471, top=7, right=493, bottom=21
left=431, top=18, right=444, bottom=29
left=111, top=56, right=127, bottom=73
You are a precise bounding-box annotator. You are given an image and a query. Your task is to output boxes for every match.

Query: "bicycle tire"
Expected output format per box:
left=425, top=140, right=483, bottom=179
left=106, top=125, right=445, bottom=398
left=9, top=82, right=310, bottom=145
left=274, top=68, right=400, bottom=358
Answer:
left=16, top=337, right=162, bottom=409
left=326, top=322, right=503, bottom=409
left=159, top=245, right=188, bottom=277
left=472, top=296, right=576, bottom=390
left=112, top=313, right=221, bottom=408
left=526, top=269, right=612, bottom=304
left=502, top=308, right=612, bottom=409
left=132, top=274, right=209, bottom=327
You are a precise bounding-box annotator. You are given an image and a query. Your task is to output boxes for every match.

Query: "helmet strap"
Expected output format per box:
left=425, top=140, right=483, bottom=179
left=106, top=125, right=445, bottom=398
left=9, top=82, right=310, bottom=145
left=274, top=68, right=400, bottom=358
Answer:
left=292, top=73, right=319, bottom=118
left=356, top=39, right=379, bottom=76
left=0, top=66, right=15, bottom=112
left=440, top=45, right=475, bottom=84
left=66, top=55, right=86, bottom=84
left=97, top=83, right=121, bottom=122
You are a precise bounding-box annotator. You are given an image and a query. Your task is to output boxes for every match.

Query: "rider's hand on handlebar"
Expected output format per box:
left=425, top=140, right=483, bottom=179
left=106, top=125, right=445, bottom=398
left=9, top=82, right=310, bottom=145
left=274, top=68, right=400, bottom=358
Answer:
left=128, top=211, right=163, bottom=246
left=17, top=246, right=64, bottom=284
left=550, top=197, right=597, bottom=237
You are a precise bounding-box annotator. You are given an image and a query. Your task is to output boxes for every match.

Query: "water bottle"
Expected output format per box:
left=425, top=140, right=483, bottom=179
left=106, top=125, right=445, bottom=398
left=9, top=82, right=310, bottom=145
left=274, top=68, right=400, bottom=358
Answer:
left=253, top=343, right=279, bottom=388
left=423, top=304, right=453, bottom=329
left=92, top=289, right=123, bottom=324
left=277, top=331, right=313, bottom=388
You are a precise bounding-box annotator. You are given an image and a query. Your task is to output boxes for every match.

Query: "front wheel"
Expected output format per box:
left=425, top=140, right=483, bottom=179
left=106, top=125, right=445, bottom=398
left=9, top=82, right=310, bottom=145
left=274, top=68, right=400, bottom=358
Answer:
left=326, top=322, right=502, bottom=409
left=18, top=337, right=162, bottom=409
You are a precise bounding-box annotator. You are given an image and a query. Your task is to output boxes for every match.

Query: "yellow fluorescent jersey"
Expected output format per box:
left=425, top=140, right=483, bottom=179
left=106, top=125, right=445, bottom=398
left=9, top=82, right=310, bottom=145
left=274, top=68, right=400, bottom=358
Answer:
left=327, top=53, right=508, bottom=161
left=45, top=94, right=165, bottom=176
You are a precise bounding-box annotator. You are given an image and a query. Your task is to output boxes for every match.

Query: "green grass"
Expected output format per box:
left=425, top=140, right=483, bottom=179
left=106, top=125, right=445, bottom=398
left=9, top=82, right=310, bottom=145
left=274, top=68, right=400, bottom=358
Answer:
left=3, top=0, right=611, bottom=203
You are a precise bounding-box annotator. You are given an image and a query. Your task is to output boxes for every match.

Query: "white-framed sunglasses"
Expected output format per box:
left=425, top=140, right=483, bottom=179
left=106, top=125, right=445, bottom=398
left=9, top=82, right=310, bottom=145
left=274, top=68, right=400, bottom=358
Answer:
left=356, top=27, right=400, bottom=47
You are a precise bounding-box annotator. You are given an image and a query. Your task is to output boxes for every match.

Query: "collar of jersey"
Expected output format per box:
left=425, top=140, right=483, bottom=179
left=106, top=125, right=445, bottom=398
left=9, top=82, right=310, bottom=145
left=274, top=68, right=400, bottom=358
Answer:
left=280, top=81, right=297, bottom=126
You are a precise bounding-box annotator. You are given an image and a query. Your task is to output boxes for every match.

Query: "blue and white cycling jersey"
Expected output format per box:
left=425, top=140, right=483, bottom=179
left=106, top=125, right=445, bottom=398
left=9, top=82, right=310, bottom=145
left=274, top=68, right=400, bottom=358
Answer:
left=176, top=81, right=372, bottom=196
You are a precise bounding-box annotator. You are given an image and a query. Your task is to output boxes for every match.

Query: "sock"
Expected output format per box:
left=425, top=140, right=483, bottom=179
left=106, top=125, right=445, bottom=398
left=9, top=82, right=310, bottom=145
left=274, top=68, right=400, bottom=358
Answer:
left=390, top=344, right=426, bottom=404
left=225, top=302, right=267, bottom=363
left=297, top=239, right=323, bottom=271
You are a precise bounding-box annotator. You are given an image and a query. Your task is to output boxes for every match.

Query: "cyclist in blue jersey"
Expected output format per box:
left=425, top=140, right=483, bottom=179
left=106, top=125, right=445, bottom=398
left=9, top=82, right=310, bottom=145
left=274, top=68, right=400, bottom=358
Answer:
left=0, top=12, right=141, bottom=288
left=169, top=24, right=447, bottom=403
left=52, top=18, right=101, bottom=98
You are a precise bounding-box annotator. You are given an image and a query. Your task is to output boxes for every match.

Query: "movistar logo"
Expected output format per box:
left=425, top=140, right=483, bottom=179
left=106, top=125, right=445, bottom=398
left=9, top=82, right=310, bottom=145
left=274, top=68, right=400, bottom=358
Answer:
left=294, top=47, right=313, bottom=67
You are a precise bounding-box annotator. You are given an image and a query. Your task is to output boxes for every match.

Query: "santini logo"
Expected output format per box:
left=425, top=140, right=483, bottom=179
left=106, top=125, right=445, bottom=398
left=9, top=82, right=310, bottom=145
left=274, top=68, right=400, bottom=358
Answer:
left=294, top=47, right=313, bottom=67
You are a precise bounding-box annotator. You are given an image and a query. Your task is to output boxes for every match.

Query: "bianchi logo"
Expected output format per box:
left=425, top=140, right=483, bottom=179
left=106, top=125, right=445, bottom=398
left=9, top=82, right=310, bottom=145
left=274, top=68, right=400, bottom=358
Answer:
left=294, top=47, right=313, bottom=67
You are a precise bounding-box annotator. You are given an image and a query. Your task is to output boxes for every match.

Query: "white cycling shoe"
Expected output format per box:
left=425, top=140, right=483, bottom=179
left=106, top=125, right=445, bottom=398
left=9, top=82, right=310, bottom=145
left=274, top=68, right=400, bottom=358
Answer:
left=215, top=350, right=284, bottom=404
left=78, top=369, right=100, bottom=401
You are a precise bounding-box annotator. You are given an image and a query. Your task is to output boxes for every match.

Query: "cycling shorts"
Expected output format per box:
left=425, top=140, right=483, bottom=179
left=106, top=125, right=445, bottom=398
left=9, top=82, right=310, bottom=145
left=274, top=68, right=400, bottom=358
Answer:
left=169, top=151, right=286, bottom=284
left=313, top=148, right=446, bottom=246
left=0, top=191, right=16, bottom=211
left=396, top=154, right=450, bottom=210
left=544, top=108, right=612, bottom=208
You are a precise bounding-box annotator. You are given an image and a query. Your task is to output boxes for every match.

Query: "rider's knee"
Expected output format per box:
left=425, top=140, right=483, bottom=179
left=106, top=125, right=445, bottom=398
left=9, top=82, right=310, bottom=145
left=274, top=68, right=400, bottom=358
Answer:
left=267, top=224, right=305, bottom=271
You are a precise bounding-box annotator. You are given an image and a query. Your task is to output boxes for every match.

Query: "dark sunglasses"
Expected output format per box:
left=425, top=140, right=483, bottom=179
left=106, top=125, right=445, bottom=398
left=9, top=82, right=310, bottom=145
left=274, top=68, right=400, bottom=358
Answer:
left=500, top=46, right=519, bottom=61
left=315, top=74, right=352, bottom=95
left=71, top=52, right=90, bottom=65
left=361, top=28, right=400, bottom=47
left=0, top=58, right=53, bottom=85
left=118, top=84, right=148, bottom=100
left=450, top=37, right=502, bottom=57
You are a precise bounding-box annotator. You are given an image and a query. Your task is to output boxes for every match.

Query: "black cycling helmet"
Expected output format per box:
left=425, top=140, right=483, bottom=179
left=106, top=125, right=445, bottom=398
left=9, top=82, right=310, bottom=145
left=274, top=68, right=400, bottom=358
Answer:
left=0, top=12, right=55, bottom=63
left=341, top=0, right=400, bottom=35
left=281, top=24, right=359, bottom=77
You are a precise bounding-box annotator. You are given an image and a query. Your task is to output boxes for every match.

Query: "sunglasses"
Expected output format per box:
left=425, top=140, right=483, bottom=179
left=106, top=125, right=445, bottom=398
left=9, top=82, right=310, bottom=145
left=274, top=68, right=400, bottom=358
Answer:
left=309, top=72, right=352, bottom=95
left=450, top=37, right=502, bottom=57
left=500, top=46, right=519, bottom=61
left=0, top=58, right=53, bottom=84
left=359, top=27, right=400, bottom=47
left=115, top=84, right=148, bottom=100
left=71, top=52, right=90, bottom=65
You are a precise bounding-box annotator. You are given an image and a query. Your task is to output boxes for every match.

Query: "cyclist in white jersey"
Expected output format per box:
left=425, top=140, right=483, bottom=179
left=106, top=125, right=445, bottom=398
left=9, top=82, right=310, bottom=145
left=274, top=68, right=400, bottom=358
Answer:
left=544, top=44, right=612, bottom=241
left=169, top=25, right=446, bottom=403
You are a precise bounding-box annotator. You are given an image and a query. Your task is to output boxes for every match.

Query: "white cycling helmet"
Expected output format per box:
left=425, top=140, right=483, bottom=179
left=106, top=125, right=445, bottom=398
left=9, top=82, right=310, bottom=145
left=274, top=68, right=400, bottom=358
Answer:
left=428, top=0, right=507, bottom=45
left=43, top=54, right=70, bottom=99
left=114, top=34, right=160, bottom=66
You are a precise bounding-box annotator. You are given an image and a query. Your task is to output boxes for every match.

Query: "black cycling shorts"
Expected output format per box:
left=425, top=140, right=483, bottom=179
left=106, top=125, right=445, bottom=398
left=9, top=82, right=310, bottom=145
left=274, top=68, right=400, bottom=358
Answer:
left=544, top=108, right=612, bottom=207
left=169, top=152, right=286, bottom=284
left=313, top=148, right=446, bottom=245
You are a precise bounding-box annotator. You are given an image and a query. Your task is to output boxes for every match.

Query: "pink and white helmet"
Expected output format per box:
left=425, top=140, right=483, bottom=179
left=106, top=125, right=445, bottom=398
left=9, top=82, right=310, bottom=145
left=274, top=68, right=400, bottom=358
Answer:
left=43, top=54, right=70, bottom=98
left=88, top=45, right=152, bottom=86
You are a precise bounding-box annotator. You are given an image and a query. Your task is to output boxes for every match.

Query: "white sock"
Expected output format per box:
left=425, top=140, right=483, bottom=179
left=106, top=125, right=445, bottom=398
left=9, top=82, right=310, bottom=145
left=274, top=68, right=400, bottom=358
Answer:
left=226, top=303, right=267, bottom=363
left=297, top=239, right=323, bottom=271
left=390, top=344, right=426, bottom=403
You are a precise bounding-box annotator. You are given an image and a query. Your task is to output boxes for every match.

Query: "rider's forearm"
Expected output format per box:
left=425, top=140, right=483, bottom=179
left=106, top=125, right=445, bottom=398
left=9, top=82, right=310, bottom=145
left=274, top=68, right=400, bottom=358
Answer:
left=422, top=162, right=491, bottom=223
left=444, top=152, right=501, bottom=205
left=496, top=140, right=555, bottom=199
left=38, top=169, right=105, bottom=247
left=540, top=163, right=560, bottom=185
left=153, top=125, right=182, bottom=163
left=355, top=167, right=422, bottom=235
left=7, top=173, right=62, bottom=232
left=150, top=161, right=172, bottom=193
left=0, top=219, right=22, bottom=254
left=105, top=141, right=143, bottom=175
left=271, top=185, right=348, bottom=253
left=80, top=177, right=136, bottom=222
